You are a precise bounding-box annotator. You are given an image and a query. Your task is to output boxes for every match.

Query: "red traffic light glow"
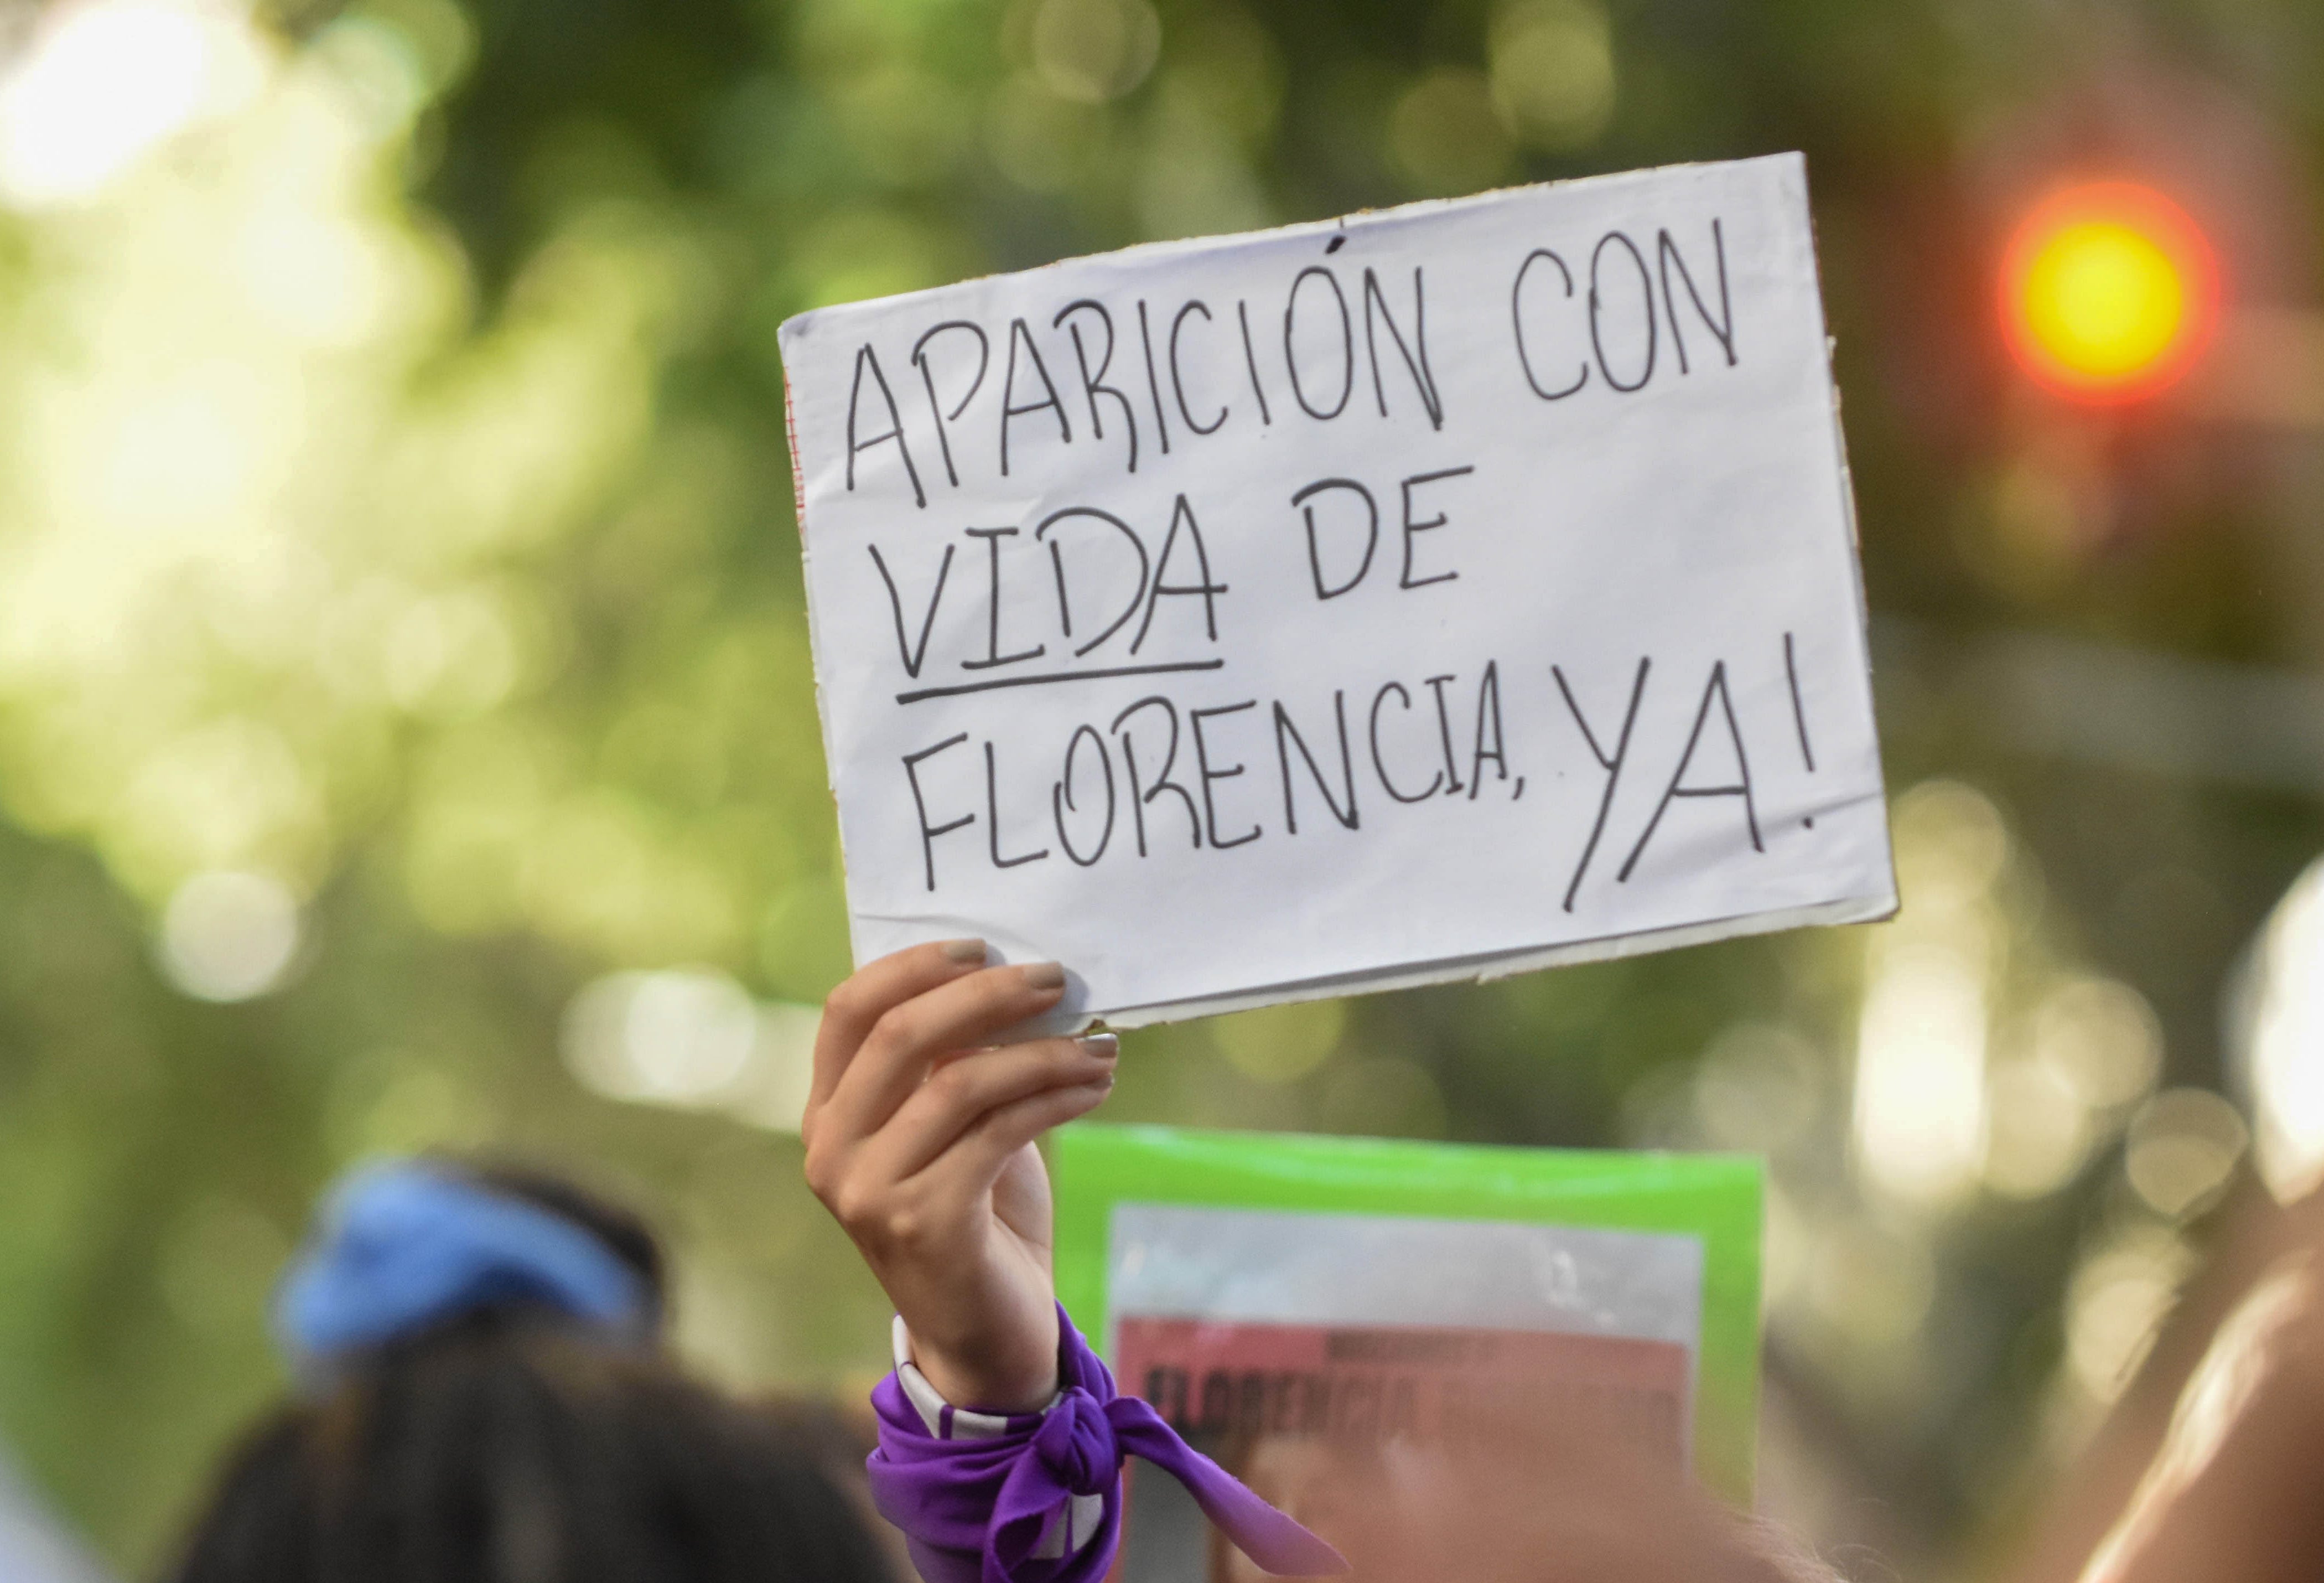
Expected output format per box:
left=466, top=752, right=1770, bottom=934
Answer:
left=2000, top=182, right=2221, bottom=403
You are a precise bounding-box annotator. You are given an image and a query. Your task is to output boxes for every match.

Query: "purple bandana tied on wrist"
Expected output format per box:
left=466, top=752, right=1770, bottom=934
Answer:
left=868, top=1306, right=1346, bottom=1583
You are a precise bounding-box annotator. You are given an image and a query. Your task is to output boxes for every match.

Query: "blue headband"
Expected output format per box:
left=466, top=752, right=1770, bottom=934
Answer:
left=274, top=1162, right=652, bottom=1369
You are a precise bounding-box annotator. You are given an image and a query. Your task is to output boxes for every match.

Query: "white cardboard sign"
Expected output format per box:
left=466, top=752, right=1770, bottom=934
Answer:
left=780, top=154, right=1896, bottom=1030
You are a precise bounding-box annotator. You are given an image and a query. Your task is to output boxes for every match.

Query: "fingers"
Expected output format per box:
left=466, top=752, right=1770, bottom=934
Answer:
left=818, top=959, right=1070, bottom=1146
left=864, top=1034, right=1119, bottom=1184
left=807, top=939, right=992, bottom=1124
left=913, top=1069, right=1116, bottom=1205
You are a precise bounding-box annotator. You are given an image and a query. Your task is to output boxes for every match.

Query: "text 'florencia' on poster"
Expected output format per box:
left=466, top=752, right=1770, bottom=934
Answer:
left=781, top=153, right=1896, bottom=1029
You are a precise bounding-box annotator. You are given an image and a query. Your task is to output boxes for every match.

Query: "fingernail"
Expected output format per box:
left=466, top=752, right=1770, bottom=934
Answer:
left=942, top=939, right=988, bottom=963
left=1021, top=961, right=1066, bottom=990
left=1077, top=1033, right=1119, bottom=1059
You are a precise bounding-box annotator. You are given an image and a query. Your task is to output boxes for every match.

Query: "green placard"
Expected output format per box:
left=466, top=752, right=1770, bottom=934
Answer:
left=1052, top=1124, right=1763, bottom=1500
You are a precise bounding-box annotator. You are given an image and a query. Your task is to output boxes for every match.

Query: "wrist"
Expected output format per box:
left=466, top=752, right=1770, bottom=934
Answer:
left=902, top=1317, right=1062, bottom=1414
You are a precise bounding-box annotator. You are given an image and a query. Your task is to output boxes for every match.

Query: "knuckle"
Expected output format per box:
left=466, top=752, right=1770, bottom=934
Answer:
left=925, top=1062, right=977, bottom=1105
left=827, top=1182, right=879, bottom=1232
left=882, top=1187, right=944, bottom=1250
left=869, top=1005, right=922, bottom=1053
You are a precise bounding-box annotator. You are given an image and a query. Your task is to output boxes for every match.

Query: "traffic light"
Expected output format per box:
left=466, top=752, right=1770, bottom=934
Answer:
left=1999, top=182, right=2219, bottom=403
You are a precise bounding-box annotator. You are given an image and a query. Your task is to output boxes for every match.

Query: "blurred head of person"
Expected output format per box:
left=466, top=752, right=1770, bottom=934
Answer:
left=167, top=1158, right=893, bottom=1583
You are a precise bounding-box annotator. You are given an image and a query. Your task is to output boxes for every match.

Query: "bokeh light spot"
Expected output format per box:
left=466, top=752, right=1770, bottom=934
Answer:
left=2123, top=1088, right=2248, bottom=1221
left=0, top=0, right=267, bottom=207
left=1853, top=940, right=1988, bottom=1204
left=2035, top=976, right=2164, bottom=1113
left=1028, top=0, right=1160, bottom=106
left=562, top=969, right=819, bottom=1132
left=2066, top=1225, right=2193, bottom=1401
left=1387, top=66, right=1513, bottom=196
left=158, top=870, right=301, bottom=1001
left=2235, top=855, right=2324, bottom=1198
left=1211, top=997, right=1345, bottom=1084
left=2001, top=183, right=2218, bottom=402
left=1980, top=1058, right=2090, bottom=1199
left=564, top=968, right=758, bottom=1105
left=1488, top=0, right=1615, bottom=152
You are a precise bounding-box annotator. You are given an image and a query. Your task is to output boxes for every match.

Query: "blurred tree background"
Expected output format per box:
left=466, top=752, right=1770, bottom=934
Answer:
left=1, top=0, right=2322, bottom=1575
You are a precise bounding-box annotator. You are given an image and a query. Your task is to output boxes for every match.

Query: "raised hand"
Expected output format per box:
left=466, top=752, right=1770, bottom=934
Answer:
left=802, top=940, right=1118, bottom=1411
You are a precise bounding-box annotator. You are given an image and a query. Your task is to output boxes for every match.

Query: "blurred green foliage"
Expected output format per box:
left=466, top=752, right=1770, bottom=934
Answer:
left=1, top=0, right=2322, bottom=1575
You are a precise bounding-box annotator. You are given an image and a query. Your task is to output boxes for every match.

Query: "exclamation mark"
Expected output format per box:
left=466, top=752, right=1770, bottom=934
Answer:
left=1784, top=632, right=1817, bottom=827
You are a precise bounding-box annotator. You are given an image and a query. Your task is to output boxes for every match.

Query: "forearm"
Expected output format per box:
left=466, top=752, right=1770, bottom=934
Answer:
left=2078, top=1253, right=2324, bottom=1583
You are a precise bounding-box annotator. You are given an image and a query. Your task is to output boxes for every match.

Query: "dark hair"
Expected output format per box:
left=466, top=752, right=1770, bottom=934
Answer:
left=165, top=1160, right=894, bottom=1583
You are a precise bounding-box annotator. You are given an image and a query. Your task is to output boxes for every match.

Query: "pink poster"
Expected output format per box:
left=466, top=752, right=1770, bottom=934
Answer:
left=1108, top=1313, right=1689, bottom=1583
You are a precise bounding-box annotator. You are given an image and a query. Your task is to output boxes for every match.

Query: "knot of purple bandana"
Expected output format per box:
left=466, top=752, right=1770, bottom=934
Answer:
left=1031, top=1389, right=1119, bottom=1497
left=867, top=1306, right=1347, bottom=1583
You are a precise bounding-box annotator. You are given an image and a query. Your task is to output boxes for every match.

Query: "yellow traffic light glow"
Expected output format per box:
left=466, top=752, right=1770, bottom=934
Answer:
left=2001, top=183, right=2219, bottom=402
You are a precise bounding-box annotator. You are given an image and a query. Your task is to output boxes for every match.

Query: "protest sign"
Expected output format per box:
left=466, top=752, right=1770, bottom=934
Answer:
left=1108, top=1209, right=1703, bottom=1449
left=781, top=153, right=1895, bottom=1029
left=1052, top=1125, right=1763, bottom=1534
